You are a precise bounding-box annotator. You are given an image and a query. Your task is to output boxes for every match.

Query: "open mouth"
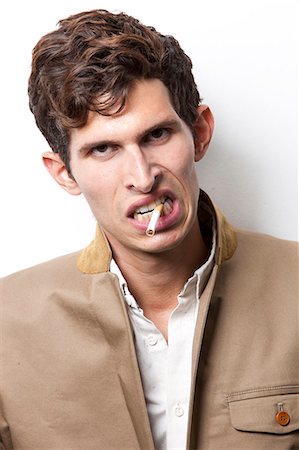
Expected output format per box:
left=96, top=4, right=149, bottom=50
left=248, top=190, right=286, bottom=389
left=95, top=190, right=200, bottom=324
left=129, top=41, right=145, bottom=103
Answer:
left=133, top=195, right=173, bottom=223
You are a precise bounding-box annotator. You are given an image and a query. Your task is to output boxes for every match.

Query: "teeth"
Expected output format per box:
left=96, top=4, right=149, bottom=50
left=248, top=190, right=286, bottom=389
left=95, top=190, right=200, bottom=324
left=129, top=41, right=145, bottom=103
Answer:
left=163, top=199, right=172, bottom=215
left=135, top=196, right=166, bottom=215
left=133, top=196, right=173, bottom=223
left=133, top=211, right=152, bottom=222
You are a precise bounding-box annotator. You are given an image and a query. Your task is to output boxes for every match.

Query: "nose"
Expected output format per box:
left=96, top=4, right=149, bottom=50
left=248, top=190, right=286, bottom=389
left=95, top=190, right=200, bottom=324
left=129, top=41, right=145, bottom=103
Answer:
left=124, top=146, right=161, bottom=193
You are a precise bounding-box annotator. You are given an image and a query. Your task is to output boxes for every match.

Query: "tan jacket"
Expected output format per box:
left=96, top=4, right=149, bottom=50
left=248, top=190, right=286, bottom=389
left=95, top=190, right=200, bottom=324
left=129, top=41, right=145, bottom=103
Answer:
left=1, top=192, right=298, bottom=449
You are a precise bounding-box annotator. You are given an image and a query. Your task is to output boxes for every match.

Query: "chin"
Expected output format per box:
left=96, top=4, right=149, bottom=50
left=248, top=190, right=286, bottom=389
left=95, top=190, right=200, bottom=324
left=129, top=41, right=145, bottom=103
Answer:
left=142, top=227, right=190, bottom=254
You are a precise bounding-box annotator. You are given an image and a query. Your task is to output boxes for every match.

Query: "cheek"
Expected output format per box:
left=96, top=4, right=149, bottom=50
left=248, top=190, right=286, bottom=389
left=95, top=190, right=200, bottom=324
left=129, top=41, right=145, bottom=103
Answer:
left=168, top=144, right=197, bottom=181
left=70, top=179, right=103, bottom=218
left=168, top=145, right=199, bottom=202
left=72, top=165, right=111, bottom=197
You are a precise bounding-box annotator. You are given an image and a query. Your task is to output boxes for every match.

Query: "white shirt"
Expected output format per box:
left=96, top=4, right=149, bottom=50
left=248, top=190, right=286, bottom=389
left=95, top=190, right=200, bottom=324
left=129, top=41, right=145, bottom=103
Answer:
left=110, top=230, right=215, bottom=450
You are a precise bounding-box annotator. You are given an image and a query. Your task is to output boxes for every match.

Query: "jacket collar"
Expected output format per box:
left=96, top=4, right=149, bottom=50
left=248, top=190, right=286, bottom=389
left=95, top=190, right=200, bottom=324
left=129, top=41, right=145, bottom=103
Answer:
left=77, top=190, right=237, bottom=274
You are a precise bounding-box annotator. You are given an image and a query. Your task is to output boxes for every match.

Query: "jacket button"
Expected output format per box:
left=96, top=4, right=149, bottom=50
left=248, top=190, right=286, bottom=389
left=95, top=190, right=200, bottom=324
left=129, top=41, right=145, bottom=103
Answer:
left=275, top=411, right=290, bottom=426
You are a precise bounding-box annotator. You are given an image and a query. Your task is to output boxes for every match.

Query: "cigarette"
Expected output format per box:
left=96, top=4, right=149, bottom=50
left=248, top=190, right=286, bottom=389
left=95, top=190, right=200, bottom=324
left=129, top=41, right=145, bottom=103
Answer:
left=146, top=204, right=164, bottom=237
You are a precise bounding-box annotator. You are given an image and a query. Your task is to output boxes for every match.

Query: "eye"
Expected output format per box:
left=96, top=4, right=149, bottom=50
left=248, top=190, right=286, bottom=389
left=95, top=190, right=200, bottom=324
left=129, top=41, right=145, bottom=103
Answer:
left=92, top=144, right=109, bottom=154
left=90, top=143, right=117, bottom=157
left=145, top=127, right=170, bottom=143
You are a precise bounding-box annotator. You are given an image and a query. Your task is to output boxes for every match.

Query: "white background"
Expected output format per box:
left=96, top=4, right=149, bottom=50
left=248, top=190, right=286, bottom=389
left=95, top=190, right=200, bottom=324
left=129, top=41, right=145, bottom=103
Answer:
left=0, top=0, right=298, bottom=276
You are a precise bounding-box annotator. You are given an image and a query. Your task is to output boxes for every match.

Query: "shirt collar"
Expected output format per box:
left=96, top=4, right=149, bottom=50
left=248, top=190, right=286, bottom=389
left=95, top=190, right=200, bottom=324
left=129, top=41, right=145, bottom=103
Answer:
left=110, top=259, right=139, bottom=308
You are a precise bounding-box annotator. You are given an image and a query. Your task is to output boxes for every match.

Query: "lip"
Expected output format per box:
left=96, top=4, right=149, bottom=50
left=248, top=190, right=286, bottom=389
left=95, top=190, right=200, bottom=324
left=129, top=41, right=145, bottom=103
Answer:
left=127, top=194, right=181, bottom=233
left=126, top=189, right=176, bottom=217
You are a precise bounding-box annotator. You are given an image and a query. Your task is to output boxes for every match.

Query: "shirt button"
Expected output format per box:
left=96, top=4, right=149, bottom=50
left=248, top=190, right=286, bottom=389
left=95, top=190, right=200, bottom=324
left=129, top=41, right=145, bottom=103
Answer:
left=146, top=335, right=158, bottom=346
left=275, top=411, right=290, bottom=426
left=174, top=405, right=184, bottom=417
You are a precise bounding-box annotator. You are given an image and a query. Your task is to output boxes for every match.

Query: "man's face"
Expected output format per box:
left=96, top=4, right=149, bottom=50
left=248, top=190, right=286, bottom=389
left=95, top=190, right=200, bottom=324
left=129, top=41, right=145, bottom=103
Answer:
left=65, top=79, right=208, bottom=257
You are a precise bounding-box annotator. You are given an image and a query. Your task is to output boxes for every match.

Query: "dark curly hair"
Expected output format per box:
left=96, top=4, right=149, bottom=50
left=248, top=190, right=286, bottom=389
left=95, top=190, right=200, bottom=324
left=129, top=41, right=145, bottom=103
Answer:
left=28, top=9, right=201, bottom=173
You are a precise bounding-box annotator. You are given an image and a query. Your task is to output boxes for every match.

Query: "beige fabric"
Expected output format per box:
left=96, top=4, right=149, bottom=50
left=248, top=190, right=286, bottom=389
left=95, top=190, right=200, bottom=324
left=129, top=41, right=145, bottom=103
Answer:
left=0, top=193, right=298, bottom=449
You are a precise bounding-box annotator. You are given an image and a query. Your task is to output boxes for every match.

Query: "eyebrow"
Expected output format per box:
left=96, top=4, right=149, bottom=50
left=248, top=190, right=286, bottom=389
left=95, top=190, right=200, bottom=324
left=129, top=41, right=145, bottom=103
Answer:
left=76, top=118, right=181, bottom=155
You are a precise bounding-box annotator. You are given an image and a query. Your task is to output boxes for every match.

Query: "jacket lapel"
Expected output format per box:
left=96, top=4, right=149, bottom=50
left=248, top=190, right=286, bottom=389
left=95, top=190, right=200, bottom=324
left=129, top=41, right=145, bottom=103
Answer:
left=88, top=272, right=155, bottom=449
left=186, top=265, right=219, bottom=449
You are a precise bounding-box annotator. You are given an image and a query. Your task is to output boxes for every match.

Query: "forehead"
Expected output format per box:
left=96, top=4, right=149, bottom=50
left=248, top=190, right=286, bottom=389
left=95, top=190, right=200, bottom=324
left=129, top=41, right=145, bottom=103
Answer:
left=69, top=79, right=182, bottom=151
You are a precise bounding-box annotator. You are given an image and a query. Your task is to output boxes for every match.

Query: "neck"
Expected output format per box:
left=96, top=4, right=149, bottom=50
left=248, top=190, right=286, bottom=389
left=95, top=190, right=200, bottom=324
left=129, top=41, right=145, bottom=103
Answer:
left=111, top=219, right=209, bottom=313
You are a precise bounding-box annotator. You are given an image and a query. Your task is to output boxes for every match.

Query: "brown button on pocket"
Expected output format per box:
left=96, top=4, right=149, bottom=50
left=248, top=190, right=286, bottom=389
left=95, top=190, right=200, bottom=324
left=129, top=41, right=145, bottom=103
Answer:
left=227, top=391, right=299, bottom=434
left=275, top=411, right=290, bottom=426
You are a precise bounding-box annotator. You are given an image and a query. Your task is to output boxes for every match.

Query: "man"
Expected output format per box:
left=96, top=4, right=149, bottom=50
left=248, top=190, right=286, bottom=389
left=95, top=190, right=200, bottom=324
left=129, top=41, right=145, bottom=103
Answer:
left=0, top=9, right=298, bottom=450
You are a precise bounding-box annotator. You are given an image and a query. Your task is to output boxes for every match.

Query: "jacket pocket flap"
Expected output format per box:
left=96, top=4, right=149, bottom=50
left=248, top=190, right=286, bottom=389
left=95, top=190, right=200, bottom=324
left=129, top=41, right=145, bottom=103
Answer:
left=228, top=393, right=299, bottom=434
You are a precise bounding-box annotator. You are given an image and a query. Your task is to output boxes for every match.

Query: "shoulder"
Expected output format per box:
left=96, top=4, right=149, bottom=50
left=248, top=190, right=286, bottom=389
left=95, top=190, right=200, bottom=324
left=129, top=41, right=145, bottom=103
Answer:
left=0, top=251, right=88, bottom=303
left=233, top=229, right=298, bottom=270
left=2, top=251, right=81, bottom=280
left=219, top=229, right=298, bottom=294
left=0, top=250, right=117, bottom=333
left=235, top=228, right=298, bottom=254
left=236, top=230, right=299, bottom=262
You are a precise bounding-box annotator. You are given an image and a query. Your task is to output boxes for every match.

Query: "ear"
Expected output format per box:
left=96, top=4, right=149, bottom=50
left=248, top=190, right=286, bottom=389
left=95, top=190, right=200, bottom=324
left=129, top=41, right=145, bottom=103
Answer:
left=42, top=151, right=81, bottom=196
left=194, top=105, right=214, bottom=162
